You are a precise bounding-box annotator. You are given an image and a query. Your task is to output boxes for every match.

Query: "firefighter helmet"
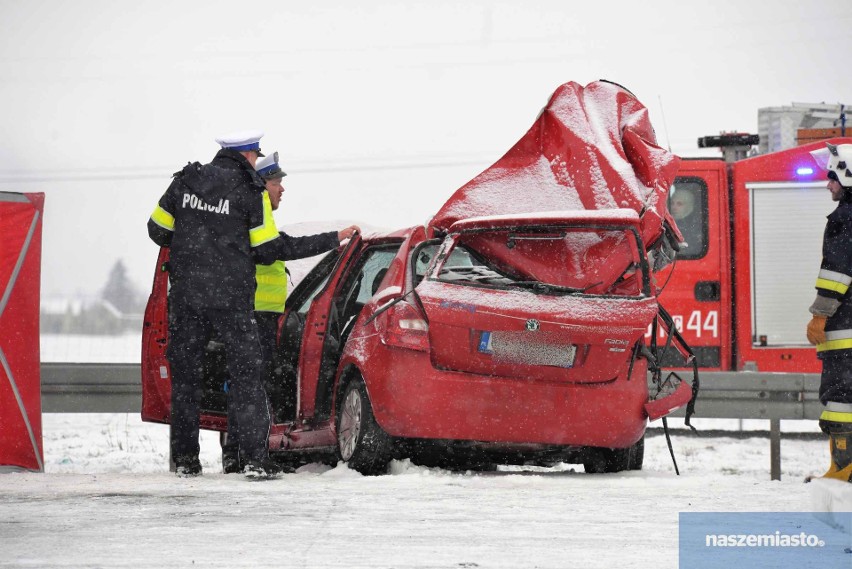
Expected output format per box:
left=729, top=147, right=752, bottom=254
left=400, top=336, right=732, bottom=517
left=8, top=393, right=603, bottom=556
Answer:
left=811, top=143, right=852, bottom=188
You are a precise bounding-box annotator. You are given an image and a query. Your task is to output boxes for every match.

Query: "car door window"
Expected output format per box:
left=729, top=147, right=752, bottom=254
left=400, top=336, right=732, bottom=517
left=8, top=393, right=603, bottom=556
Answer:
left=337, top=245, right=401, bottom=332
left=284, top=251, right=340, bottom=316
left=356, top=249, right=399, bottom=302
left=297, top=273, right=331, bottom=315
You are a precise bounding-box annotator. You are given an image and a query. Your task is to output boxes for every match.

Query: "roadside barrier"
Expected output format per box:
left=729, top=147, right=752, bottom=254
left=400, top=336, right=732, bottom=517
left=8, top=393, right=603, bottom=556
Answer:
left=41, top=364, right=820, bottom=480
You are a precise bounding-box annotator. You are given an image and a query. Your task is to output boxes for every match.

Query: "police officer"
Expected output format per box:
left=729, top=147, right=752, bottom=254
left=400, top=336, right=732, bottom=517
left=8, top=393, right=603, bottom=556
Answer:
left=807, top=142, right=852, bottom=482
left=221, top=151, right=359, bottom=473
left=148, top=131, right=285, bottom=479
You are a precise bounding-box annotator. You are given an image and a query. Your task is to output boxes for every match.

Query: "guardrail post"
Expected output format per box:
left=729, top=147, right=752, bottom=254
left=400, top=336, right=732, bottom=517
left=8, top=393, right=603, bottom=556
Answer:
left=169, top=423, right=175, bottom=473
left=770, top=419, right=781, bottom=481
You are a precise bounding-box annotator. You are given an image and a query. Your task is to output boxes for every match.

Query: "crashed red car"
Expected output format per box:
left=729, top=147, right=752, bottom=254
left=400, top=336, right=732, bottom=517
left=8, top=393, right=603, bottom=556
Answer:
left=142, top=80, right=696, bottom=474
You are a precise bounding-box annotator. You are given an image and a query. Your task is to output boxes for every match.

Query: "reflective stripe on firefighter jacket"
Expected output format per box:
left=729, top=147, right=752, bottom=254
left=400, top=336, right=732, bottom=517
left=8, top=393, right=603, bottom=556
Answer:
left=815, top=201, right=852, bottom=356
left=146, top=149, right=282, bottom=311
left=821, top=401, right=852, bottom=424
left=255, top=260, right=287, bottom=313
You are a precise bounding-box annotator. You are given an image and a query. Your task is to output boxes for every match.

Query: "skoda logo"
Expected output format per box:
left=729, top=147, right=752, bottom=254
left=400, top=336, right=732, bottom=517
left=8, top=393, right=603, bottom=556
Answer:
left=526, top=319, right=540, bottom=331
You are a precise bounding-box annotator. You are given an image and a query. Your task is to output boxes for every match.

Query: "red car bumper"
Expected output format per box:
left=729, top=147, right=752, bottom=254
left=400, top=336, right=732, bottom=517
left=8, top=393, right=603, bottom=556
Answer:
left=350, top=342, right=650, bottom=450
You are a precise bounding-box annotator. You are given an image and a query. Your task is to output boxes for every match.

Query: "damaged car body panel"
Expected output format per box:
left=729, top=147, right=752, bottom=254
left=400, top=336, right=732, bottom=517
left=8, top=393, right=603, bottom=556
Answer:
left=429, top=80, right=683, bottom=250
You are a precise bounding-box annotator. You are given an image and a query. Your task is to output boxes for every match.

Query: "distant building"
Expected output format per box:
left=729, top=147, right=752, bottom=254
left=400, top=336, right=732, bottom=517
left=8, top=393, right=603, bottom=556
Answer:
left=41, top=296, right=142, bottom=335
left=758, top=102, right=850, bottom=154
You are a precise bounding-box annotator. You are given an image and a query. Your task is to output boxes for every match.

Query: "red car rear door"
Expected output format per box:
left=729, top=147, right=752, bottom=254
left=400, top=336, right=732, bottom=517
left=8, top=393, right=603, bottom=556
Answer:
left=297, top=235, right=362, bottom=421
left=141, top=247, right=171, bottom=424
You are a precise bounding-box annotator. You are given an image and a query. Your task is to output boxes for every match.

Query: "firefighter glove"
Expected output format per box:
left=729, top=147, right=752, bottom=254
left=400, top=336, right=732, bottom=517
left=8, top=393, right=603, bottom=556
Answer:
left=807, top=315, right=827, bottom=346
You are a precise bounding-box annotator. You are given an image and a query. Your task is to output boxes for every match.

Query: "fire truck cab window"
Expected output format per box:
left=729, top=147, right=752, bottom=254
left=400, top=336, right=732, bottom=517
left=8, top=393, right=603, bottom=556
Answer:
left=668, top=179, right=708, bottom=260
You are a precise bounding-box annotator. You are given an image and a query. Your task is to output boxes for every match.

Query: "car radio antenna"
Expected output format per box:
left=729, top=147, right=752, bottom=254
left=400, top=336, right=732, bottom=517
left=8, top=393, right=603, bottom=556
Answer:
left=658, top=95, right=672, bottom=152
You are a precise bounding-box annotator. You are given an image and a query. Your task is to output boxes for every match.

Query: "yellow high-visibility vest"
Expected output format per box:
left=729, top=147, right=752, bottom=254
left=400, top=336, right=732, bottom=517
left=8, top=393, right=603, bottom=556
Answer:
left=255, top=260, right=287, bottom=313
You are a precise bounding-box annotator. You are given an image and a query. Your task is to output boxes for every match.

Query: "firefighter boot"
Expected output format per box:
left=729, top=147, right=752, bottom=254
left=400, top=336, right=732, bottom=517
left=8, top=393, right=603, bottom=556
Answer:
left=818, top=416, right=852, bottom=483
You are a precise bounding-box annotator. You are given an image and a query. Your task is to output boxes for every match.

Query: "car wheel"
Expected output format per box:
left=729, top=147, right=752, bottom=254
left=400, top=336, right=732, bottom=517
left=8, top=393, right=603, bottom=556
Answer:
left=627, top=436, right=644, bottom=471
left=583, top=446, right=631, bottom=474
left=336, top=378, right=392, bottom=475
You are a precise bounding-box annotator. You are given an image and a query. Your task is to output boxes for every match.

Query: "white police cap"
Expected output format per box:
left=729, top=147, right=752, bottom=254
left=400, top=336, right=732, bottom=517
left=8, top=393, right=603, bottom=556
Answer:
left=215, top=130, right=265, bottom=156
left=811, top=142, right=852, bottom=187
left=255, top=151, right=287, bottom=180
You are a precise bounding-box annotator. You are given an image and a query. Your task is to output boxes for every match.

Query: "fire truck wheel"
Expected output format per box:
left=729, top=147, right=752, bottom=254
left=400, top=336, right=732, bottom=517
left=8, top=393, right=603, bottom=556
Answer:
left=583, top=446, right=631, bottom=474
left=336, top=377, right=393, bottom=476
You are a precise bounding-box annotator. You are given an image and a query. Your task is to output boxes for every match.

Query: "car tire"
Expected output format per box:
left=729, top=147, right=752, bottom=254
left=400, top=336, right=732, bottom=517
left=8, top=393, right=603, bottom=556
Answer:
left=583, top=446, right=631, bottom=474
left=336, top=377, right=392, bottom=476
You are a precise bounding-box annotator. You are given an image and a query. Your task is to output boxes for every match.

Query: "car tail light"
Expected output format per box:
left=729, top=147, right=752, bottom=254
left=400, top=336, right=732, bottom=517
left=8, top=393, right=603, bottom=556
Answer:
left=380, top=301, right=429, bottom=352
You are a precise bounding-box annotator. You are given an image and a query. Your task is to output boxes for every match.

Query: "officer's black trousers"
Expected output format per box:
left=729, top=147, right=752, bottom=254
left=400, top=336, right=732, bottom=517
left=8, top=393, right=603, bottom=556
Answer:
left=223, top=311, right=279, bottom=464
left=167, top=298, right=270, bottom=462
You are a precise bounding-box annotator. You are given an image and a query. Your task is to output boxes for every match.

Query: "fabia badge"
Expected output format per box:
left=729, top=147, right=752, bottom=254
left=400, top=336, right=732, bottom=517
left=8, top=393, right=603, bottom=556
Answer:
left=526, top=319, right=540, bottom=331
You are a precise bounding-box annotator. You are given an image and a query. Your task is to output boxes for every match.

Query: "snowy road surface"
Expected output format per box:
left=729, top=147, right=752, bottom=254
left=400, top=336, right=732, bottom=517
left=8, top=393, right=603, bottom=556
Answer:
left=0, top=414, right=843, bottom=568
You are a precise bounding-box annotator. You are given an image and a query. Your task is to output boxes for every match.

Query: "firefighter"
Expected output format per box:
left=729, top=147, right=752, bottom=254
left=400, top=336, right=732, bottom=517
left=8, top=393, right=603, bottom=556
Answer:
left=221, top=151, right=359, bottom=473
left=807, top=142, right=852, bottom=482
left=147, top=130, right=286, bottom=480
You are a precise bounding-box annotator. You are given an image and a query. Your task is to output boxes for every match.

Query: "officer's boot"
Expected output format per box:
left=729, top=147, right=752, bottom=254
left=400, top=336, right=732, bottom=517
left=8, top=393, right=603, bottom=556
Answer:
left=220, top=431, right=242, bottom=474
left=819, top=419, right=852, bottom=483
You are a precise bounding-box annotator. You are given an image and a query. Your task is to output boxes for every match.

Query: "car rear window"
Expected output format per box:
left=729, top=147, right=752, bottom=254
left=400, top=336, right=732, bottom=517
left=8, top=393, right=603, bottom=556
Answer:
left=433, top=226, right=647, bottom=297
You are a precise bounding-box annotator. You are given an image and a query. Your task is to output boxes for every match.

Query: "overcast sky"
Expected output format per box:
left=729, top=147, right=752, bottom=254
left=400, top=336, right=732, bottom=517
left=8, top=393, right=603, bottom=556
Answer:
left=1, top=0, right=851, bottom=297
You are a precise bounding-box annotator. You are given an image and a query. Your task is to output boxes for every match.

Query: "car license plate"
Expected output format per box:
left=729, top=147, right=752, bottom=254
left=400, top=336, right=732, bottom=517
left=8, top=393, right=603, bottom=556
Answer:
left=478, top=331, right=495, bottom=353
left=478, top=331, right=576, bottom=368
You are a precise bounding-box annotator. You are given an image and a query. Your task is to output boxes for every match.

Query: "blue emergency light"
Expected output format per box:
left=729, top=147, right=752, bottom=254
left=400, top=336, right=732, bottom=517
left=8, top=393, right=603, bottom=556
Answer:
left=796, top=167, right=814, bottom=176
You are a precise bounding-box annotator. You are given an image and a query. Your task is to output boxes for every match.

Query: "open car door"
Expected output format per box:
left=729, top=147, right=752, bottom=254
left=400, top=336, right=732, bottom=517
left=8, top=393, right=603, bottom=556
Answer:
left=292, top=234, right=362, bottom=422
left=141, top=247, right=171, bottom=424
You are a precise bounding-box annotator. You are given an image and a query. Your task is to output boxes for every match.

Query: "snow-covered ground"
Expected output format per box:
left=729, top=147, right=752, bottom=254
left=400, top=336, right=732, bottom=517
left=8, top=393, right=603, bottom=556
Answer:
left=40, top=334, right=143, bottom=364
left=2, top=413, right=849, bottom=568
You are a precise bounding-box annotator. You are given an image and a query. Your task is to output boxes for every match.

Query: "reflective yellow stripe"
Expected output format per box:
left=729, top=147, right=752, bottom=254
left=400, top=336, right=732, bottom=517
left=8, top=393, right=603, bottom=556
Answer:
left=816, top=277, right=850, bottom=295
left=255, top=260, right=287, bottom=312
left=818, top=329, right=852, bottom=352
left=821, top=410, right=852, bottom=424
left=817, top=338, right=852, bottom=352
left=150, top=205, right=175, bottom=231
left=249, top=191, right=279, bottom=247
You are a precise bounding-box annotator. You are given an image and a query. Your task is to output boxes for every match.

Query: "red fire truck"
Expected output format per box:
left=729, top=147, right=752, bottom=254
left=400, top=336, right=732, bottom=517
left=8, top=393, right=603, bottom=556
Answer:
left=658, top=135, right=852, bottom=374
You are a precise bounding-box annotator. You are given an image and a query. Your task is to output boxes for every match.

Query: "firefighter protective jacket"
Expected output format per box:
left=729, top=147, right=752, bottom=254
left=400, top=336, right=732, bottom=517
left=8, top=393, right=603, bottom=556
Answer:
left=148, top=149, right=281, bottom=311
left=815, top=200, right=852, bottom=357
left=255, top=230, right=340, bottom=313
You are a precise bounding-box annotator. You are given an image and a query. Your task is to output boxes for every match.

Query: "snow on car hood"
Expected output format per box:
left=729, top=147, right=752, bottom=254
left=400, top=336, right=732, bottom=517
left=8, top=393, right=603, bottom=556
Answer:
left=428, top=80, right=682, bottom=249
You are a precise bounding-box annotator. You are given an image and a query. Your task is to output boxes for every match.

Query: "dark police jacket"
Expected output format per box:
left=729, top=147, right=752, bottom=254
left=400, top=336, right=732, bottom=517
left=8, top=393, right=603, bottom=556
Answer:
left=148, top=149, right=281, bottom=311
left=273, top=230, right=339, bottom=261
left=815, top=199, right=852, bottom=358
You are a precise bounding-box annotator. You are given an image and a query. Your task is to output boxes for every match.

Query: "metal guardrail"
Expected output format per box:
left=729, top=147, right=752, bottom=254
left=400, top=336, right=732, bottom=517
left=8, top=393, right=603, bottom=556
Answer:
left=41, top=362, right=141, bottom=413
left=661, top=371, right=822, bottom=421
left=659, top=371, right=822, bottom=480
left=38, top=364, right=823, bottom=480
